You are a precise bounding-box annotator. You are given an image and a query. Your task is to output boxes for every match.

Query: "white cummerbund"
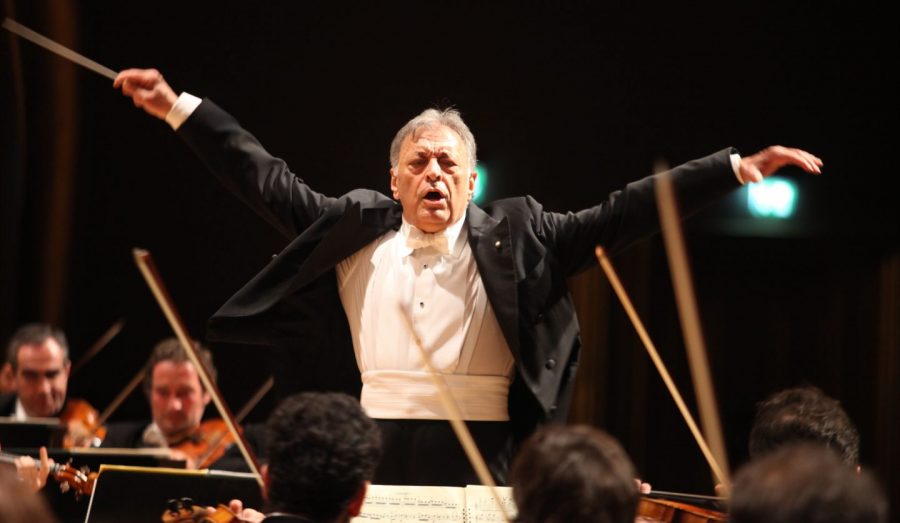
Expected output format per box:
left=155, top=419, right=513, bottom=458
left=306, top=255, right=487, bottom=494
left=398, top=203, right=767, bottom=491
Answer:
left=360, top=370, right=511, bottom=421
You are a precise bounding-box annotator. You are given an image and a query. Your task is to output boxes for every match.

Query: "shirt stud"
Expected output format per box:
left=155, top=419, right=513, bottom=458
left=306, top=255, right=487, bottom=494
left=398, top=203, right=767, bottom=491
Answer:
left=494, top=240, right=501, bottom=249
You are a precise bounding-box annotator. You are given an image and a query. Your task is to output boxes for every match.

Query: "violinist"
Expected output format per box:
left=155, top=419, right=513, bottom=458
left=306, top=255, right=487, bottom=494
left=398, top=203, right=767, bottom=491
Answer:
left=102, top=337, right=234, bottom=468
left=748, top=385, right=860, bottom=468
left=223, top=392, right=382, bottom=523
left=0, top=324, right=71, bottom=421
left=730, top=443, right=887, bottom=523
left=508, top=424, right=641, bottom=523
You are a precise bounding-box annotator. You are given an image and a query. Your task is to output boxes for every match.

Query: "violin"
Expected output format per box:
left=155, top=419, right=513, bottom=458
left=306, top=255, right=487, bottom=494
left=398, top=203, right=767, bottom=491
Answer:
left=169, top=419, right=237, bottom=469
left=0, top=451, right=97, bottom=499
left=59, top=398, right=107, bottom=448
left=161, top=497, right=239, bottom=523
left=636, top=496, right=727, bottom=523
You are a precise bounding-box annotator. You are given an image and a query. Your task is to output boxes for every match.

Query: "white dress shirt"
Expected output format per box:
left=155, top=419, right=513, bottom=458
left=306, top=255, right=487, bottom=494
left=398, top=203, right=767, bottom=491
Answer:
left=337, top=214, right=515, bottom=421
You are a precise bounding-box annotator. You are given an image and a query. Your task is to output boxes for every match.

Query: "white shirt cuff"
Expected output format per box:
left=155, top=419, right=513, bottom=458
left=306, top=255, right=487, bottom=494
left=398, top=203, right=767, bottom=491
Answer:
left=730, top=153, right=743, bottom=184
left=165, top=92, right=203, bottom=130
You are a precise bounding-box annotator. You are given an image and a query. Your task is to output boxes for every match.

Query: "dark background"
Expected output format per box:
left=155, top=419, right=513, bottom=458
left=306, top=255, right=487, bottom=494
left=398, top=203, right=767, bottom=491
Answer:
left=2, top=0, right=897, bottom=515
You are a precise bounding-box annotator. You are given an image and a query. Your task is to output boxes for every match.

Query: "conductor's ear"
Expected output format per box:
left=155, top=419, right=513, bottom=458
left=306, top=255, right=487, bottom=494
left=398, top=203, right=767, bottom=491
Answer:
left=390, top=169, right=400, bottom=199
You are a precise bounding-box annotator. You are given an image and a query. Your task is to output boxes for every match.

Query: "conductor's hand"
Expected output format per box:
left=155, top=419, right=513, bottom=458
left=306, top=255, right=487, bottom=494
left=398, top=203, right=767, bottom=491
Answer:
left=739, top=146, right=823, bottom=184
left=113, top=68, right=178, bottom=120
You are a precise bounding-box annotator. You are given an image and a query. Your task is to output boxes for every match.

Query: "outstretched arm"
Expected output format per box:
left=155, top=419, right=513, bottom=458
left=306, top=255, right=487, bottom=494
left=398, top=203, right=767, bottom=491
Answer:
left=113, top=68, right=340, bottom=238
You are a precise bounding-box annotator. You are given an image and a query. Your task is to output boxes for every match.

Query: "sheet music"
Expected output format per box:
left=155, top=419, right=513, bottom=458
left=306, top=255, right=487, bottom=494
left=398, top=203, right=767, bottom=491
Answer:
left=352, top=484, right=466, bottom=522
left=465, top=485, right=517, bottom=523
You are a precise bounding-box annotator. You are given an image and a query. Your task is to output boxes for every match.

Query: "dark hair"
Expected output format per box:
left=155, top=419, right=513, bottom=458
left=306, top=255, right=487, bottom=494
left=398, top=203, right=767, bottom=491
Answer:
left=265, top=392, right=382, bottom=522
left=509, top=424, right=638, bottom=523
left=730, top=444, right=887, bottom=523
left=748, top=386, right=859, bottom=466
left=5, top=323, right=69, bottom=370
left=142, top=338, right=216, bottom=397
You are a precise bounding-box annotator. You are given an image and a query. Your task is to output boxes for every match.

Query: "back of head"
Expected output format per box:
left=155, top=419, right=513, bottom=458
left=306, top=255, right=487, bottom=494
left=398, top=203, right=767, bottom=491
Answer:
left=0, top=469, right=58, bottom=523
left=265, top=392, right=382, bottom=522
left=509, top=424, right=638, bottom=523
left=5, top=323, right=69, bottom=369
left=748, top=386, right=859, bottom=466
left=730, top=444, right=887, bottom=523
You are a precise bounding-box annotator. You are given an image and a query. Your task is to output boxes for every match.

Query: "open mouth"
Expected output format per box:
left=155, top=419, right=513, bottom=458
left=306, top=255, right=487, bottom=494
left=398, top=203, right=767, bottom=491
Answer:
left=424, top=190, right=444, bottom=201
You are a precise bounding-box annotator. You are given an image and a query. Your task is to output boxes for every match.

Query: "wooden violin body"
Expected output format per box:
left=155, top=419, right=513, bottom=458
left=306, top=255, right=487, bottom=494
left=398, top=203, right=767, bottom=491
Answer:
left=636, top=497, right=727, bottom=523
left=169, top=419, right=237, bottom=469
left=59, top=398, right=107, bottom=448
left=161, top=498, right=238, bottom=523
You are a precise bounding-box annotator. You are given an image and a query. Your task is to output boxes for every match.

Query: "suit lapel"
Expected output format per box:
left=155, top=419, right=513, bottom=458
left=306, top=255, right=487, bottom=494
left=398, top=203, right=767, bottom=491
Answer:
left=288, top=201, right=402, bottom=294
left=467, top=203, right=521, bottom=359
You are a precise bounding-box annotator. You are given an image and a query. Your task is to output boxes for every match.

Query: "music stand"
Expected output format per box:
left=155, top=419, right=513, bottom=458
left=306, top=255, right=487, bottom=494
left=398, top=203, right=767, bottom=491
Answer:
left=0, top=417, right=65, bottom=448
left=84, top=465, right=263, bottom=523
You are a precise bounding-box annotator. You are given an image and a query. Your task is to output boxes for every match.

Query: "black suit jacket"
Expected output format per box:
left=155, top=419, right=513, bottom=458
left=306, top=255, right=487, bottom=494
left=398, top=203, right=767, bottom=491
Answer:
left=177, top=100, right=738, bottom=439
left=0, top=393, right=16, bottom=416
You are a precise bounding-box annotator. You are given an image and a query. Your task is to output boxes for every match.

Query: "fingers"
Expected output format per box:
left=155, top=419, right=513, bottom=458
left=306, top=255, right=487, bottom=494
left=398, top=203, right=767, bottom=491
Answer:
left=38, top=447, right=51, bottom=489
left=741, top=145, right=823, bottom=183
left=769, top=146, right=823, bottom=174
left=14, top=455, right=41, bottom=492
left=634, top=478, right=652, bottom=494
left=113, top=68, right=163, bottom=90
left=228, top=499, right=244, bottom=514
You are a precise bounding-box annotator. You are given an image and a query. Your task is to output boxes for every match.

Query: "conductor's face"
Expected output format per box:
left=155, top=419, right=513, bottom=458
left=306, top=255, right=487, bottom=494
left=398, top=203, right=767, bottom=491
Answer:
left=149, top=360, right=210, bottom=442
left=391, top=125, right=476, bottom=233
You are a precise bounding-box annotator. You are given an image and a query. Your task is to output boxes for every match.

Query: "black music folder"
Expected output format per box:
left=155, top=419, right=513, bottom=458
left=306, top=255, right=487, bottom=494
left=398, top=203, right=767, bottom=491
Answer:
left=3, top=448, right=186, bottom=523
left=85, top=465, right=263, bottom=523
left=0, top=417, right=65, bottom=447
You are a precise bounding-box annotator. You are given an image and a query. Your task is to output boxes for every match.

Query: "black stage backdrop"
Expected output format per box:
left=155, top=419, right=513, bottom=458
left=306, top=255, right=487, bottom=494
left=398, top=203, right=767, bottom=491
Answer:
left=2, top=0, right=897, bottom=514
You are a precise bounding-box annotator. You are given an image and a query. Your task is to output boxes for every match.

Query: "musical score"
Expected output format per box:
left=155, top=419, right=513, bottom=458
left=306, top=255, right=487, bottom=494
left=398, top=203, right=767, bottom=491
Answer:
left=352, top=484, right=517, bottom=523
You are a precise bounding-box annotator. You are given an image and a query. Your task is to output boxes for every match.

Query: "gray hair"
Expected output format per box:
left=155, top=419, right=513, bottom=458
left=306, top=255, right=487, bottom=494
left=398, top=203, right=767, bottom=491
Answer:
left=389, top=108, right=477, bottom=170
left=5, top=323, right=69, bottom=370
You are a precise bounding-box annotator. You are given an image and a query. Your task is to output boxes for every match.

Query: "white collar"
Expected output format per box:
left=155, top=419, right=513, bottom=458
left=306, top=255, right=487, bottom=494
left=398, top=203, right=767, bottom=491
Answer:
left=397, top=211, right=468, bottom=257
left=13, top=398, right=28, bottom=421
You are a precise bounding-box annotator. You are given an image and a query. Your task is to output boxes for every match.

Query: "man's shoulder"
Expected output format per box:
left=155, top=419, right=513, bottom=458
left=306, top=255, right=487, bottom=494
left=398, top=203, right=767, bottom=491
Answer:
left=0, top=393, right=16, bottom=416
left=101, top=421, right=149, bottom=449
left=475, top=195, right=545, bottom=225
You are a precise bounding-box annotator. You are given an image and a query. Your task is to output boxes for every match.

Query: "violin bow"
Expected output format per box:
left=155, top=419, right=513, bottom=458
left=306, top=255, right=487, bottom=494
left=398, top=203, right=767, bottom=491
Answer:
left=95, top=362, right=150, bottom=427
left=654, top=172, right=731, bottom=490
left=595, top=246, right=729, bottom=488
left=133, top=248, right=264, bottom=486
left=194, top=376, right=274, bottom=468
left=69, top=318, right=126, bottom=376
left=398, top=305, right=514, bottom=523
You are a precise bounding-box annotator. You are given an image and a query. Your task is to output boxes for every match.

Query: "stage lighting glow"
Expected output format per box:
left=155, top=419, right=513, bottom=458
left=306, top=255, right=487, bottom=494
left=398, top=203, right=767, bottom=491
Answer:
left=474, top=164, right=488, bottom=203
left=747, top=177, right=797, bottom=219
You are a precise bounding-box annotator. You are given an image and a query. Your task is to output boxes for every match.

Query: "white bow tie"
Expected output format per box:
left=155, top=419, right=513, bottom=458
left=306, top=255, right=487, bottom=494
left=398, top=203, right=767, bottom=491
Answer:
left=406, top=229, right=450, bottom=254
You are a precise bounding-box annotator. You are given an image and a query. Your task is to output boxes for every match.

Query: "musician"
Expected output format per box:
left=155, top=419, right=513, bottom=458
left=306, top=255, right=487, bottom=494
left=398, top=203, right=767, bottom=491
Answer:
left=114, top=68, right=823, bottom=485
left=0, top=324, right=71, bottom=419
left=225, top=392, right=381, bottom=523
left=748, top=385, right=860, bottom=467
left=508, top=424, right=638, bottom=523
left=730, top=444, right=887, bottom=523
left=102, top=337, right=234, bottom=468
